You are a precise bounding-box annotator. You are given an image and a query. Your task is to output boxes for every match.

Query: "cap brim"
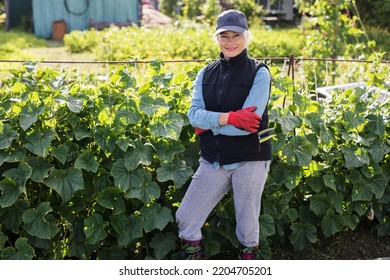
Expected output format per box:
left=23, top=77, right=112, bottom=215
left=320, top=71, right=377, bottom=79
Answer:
left=214, top=26, right=246, bottom=36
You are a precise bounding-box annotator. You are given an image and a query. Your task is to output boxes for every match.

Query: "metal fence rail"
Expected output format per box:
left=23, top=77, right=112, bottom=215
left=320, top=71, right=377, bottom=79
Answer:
left=0, top=55, right=390, bottom=65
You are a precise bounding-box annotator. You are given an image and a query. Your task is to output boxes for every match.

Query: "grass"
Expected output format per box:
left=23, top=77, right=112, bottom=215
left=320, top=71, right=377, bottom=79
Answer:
left=0, top=24, right=94, bottom=76
left=21, top=40, right=94, bottom=61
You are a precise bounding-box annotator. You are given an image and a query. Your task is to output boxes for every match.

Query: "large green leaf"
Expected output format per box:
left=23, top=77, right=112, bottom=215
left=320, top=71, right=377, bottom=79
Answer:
left=293, top=92, right=321, bottom=115
left=139, top=95, right=169, bottom=116
left=115, top=108, right=141, bottom=126
left=323, top=174, right=336, bottom=191
left=150, top=232, right=177, bottom=259
left=116, top=136, right=133, bottom=152
left=0, top=178, right=21, bottom=208
left=3, top=162, right=32, bottom=194
left=309, top=193, right=330, bottom=216
left=341, top=145, right=370, bottom=170
left=259, top=214, right=275, bottom=239
left=377, top=222, right=390, bottom=236
left=22, top=202, right=60, bottom=239
left=346, top=169, right=362, bottom=183
left=111, top=159, right=147, bottom=191
left=319, top=123, right=335, bottom=144
left=59, top=196, right=87, bottom=221
left=10, top=81, right=26, bottom=94
left=123, top=140, right=154, bottom=171
left=344, top=214, right=359, bottom=231
left=343, top=111, right=365, bottom=130
left=278, top=114, right=301, bottom=134
left=67, top=95, right=83, bottom=113
left=0, top=199, right=30, bottom=233
left=369, top=140, right=390, bottom=163
left=320, top=213, right=345, bottom=238
left=0, top=231, right=8, bottom=250
left=19, top=103, right=45, bottom=131
left=152, top=72, right=173, bottom=87
left=327, top=191, right=344, bottom=214
left=1, top=237, right=34, bottom=260
left=285, top=208, right=299, bottom=223
left=126, top=181, right=161, bottom=205
left=84, top=213, right=108, bottom=244
left=94, top=169, right=112, bottom=192
left=69, top=218, right=87, bottom=244
left=361, top=162, right=384, bottom=178
left=24, top=128, right=56, bottom=158
left=0, top=123, right=18, bottom=149
left=152, top=138, right=185, bottom=162
left=96, top=187, right=125, bottom=215
left=74, top=150, right=100, bottom=173
left=352, top=181, right=374, bottom=201
left=1, top=150, right=26, bottom=163
left=94, top=126, right=118, bottom=154
left=305, top=176, right=324, bottom=193
left=44, top=167, right=84, bottom=202
left=156, top=159, right=193, bottom=188
left=27, top=157, right=53, bottom=182
left=98, top=107, right=114, bottom=125
left=366, top=114, right=385, bottom=136
left=282, top=136, right=313, bottom=166
left=141, top=203, right=173, bottom=233
left=0, top=151, right=8, bottom=165
left=203, top=228, right=221, bottom=258
left=73, top=124, right=92, bottom=140
left=118, top=68, right=137, bottom=89
left=51, top=141, right=80, bottom=164
left=371, top=174, right=389, bottom=199
left=304, top=112, right=322, bottom=135
left=267, top=162, right=292, bottom=188
left=51, top=144, right=69, bottom=165
left=150, top=111, right=184, bottom=141
left=110, top=213, right=144, bottom=246
left=289, top=223, right=317, bottom=251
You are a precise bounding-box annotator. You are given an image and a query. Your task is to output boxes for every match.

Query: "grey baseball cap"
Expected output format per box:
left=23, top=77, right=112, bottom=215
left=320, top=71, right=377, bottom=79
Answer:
left=215, top=10, right=248, bottom=36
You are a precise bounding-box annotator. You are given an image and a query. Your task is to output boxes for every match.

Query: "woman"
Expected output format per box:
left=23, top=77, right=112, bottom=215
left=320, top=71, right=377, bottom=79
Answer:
left=176, top=9, right=272, bottom=260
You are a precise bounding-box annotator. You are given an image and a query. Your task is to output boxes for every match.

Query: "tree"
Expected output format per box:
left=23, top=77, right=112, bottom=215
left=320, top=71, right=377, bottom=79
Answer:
left=355, top=0, right=390, bottom=30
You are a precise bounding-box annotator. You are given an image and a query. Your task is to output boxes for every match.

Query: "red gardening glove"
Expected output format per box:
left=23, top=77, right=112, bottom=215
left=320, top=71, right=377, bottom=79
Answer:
left=195, top=127, right=209, bottom=136
left=227, top=106, right=261, bottom=133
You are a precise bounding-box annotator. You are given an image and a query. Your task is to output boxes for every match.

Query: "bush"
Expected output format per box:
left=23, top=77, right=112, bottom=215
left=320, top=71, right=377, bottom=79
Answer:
left=0, top=30, right=46, bottom=59
left=63, top=29, right=100, bottom=53
left=0, top=56, right=388, bottom=259
left=63, top=23, right=304, bottom=61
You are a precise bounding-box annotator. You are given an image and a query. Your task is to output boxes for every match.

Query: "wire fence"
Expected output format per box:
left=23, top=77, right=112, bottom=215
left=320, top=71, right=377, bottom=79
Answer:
left=1, top=56, right=390, bottom=65
left=1, top=55, right=389, bottom=93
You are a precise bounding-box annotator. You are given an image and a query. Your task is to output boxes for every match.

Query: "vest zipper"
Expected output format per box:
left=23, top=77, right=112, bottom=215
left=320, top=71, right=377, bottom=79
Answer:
left=218, top=64, right=230, bottom=106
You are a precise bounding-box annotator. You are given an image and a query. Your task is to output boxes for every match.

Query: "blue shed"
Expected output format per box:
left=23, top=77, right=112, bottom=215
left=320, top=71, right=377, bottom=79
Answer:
left=32, top=0, right=142, bottom=38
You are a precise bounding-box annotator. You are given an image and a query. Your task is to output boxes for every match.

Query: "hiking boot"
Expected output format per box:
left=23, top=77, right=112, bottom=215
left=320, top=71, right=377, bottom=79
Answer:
left=239, top=245, right=259, bottom=260
left=181, top=239, right=204, bottom=260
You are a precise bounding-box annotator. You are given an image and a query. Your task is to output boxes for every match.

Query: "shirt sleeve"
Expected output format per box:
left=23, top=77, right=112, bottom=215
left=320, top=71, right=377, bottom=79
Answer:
left=187, top=67, right=222, bottom=130
left=212, top=66, right=271, bottom=136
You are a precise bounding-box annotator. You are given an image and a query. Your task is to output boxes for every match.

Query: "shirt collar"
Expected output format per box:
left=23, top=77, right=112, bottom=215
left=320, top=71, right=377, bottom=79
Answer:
left=219, top=49, right=248, bottom=67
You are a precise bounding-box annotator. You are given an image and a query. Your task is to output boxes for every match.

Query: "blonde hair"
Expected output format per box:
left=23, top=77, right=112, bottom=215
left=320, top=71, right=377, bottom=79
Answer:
left=243, top=30, right=252, bottom=47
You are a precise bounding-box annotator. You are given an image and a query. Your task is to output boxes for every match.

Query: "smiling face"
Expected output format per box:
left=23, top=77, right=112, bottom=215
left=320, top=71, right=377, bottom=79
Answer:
left=216, top=31, right=246, bottom=60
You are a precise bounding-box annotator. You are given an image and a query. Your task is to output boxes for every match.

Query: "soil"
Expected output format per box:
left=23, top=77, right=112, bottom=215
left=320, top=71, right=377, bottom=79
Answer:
left=272, top=221, right=390, bottom=260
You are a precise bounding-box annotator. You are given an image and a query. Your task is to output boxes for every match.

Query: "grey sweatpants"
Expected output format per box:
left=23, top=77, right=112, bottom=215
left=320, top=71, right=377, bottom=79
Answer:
left=176, top=157, right=271, bottom=247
